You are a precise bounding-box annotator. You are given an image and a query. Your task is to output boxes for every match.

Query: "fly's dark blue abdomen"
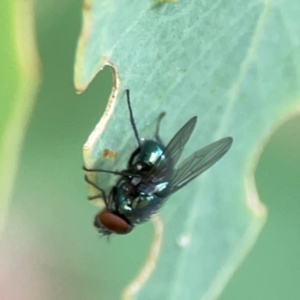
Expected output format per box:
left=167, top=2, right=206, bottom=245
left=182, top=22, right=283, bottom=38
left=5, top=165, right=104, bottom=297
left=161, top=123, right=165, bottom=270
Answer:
left=129, top=140, right=174, bottom=186
left=132, top=140, right=165, bottom=167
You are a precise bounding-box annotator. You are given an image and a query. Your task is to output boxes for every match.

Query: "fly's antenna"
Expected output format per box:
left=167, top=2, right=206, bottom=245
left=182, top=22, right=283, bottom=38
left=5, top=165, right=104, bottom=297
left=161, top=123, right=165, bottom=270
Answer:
left=125, top=89, right=141, bottom=148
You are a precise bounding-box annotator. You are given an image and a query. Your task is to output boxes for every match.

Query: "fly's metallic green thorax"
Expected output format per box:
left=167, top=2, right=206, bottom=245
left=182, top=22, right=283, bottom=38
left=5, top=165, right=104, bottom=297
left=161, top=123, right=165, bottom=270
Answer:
left=114, top=179, right=164, bottom=225
left=83, top=89, right=233, bottom=236
left=112, top=165, right=170, bottom=225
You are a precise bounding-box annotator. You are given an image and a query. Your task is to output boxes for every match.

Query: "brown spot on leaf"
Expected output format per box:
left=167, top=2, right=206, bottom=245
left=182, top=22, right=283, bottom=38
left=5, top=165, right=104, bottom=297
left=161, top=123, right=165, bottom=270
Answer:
left=103, top=149, right=117, bottom=159
left=83, top=0, right=92, bottom=11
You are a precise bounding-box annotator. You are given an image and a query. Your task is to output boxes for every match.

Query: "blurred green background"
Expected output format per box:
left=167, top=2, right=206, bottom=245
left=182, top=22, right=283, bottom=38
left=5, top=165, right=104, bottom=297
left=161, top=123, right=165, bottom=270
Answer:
left=1, top=0, right=300, bottom=299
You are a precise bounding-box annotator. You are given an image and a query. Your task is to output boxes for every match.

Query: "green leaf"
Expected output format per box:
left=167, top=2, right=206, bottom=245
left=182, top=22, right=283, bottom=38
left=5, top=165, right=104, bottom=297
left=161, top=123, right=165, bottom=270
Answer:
left=75, top=0, right=300, bottom=298
left=0, top=0, right=40, bottom=232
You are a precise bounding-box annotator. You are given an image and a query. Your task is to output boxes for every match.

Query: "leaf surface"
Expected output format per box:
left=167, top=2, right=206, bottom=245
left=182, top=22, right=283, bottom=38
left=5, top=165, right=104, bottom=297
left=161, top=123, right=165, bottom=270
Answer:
left=0, top=0, right=40, bottom=233
left=75, top=0, right=300, bottom=298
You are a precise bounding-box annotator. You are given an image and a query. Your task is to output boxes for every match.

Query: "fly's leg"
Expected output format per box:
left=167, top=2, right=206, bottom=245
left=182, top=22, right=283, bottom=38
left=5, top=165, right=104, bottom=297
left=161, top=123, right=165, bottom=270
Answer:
left=155, top=111, right=166, bottom=144
left=83, top=165, right=125, bottom=176
left=128, top=147, right=141, bottom=166
left=125, top=89, right=141, bottom=148
left=83, top=166, right=141, bottom=179
left=84, top=175, right=109, bottom=208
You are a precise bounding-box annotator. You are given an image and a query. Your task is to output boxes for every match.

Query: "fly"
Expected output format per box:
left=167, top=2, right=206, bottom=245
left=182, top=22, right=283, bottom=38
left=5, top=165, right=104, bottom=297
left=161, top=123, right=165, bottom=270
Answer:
left=83, top=89, right=233, bottom=235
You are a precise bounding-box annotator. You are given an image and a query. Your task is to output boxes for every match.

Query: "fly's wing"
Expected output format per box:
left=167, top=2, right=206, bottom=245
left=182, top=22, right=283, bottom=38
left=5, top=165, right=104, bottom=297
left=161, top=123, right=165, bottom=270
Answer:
left=163, top=116, right=197, bottom=165
left=150, top=116, right=197, bottom=183
left=168, top=137, right=233, bottom=194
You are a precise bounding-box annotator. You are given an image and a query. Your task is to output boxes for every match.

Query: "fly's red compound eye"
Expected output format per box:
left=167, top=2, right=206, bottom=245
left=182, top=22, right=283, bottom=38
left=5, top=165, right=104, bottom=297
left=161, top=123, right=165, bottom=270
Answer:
left=96, top=211, right=133, bottom=235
